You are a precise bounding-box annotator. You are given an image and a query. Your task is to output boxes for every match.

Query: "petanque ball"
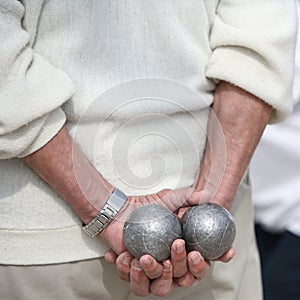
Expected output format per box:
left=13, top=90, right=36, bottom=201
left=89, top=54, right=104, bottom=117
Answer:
left=123, top=203, right=182, bottom=261
left=181, top=203, right=236, bottom=260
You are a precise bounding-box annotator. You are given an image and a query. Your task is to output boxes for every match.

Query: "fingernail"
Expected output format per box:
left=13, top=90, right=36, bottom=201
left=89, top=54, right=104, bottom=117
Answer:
left=123, top=255, right=131, bottom=265
left=163, top=261, right=171, bottom=271
left=176, top=243, right=184, bottom=254
left=133, top=260, right=142, bottom=270
left=191, top=253, right=201, bottom=264
left=143, top=257, right=152, bottom=266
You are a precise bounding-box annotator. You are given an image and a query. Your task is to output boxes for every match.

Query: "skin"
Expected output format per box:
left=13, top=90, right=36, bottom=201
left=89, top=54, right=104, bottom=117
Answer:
left=22, top=125, right=216, bottom=296
left=23, top=81, right=272, bottom=297
left=102, top=81, right=272, bottom=296
left=194, top=81, right=272, bottom=210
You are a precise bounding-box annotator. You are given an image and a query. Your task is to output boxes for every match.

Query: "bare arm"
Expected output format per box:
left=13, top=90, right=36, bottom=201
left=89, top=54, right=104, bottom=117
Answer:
left=194, top=81, right=272, bottom=209
left=22, top=81, right=271, bottom=296
left=108, top=81, right=270, bottom=296
left=23, top=126, right=114, bottom=225
left=22, top=125, right=210, bottom=297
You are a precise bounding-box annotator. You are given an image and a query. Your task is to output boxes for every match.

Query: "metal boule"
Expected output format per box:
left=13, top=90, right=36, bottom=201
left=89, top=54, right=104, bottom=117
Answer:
left=123, top=203, right=182, bottom=261
left=181, top=203, right=236, bottom=260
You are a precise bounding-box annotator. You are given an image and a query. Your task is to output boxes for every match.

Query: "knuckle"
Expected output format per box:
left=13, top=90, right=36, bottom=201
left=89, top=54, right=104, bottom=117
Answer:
left=117, top=263, right=129, bottom=275
left=173, top=270, right=186, bottom=278
left=192, top=264, right=210, bottom=279
left=173, top=265, right=187, bottom=278
left=177, top=273, right=194, bottom=287
left=172, top=251, right=186, bottom=261
left=143, top=263, right=157, bottom=273
left=147, top=270, right=161, bottom=280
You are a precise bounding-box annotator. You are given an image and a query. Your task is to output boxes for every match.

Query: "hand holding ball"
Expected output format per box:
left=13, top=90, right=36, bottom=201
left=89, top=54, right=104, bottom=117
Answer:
left=123, top=202, right=236, bottom=261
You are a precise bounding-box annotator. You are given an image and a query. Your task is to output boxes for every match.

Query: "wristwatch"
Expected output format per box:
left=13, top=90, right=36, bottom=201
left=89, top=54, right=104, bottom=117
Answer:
left=82, top=188, right=127, bottom=238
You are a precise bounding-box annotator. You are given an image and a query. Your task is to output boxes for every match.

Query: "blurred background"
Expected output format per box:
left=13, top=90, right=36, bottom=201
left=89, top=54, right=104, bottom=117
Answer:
left=250, top=2, right=300, bottom=299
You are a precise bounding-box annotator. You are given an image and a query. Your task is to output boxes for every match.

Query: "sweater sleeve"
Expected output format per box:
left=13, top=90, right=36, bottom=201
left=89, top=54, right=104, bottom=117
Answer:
left=0, top=0, right=75, bottom=159
left=206, top=0, right=297, bottom=123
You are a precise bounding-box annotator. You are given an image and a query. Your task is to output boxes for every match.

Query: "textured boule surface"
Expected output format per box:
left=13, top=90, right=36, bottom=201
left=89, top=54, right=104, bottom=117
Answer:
left=123, top=204, right=182, bottom=261
left=181, top=203, right=236, bottom=260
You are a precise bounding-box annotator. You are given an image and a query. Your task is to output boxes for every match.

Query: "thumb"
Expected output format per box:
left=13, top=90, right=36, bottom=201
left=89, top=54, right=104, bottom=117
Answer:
left=104, top=249, right=118, bottom=264
left=186, top=190, right=211, bottom=206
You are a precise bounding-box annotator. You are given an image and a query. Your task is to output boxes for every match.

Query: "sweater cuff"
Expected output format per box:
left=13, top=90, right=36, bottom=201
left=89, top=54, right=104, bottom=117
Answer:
left=206, top=47, right=293, bottom=124
left=18, top=108, right=66, bottom=158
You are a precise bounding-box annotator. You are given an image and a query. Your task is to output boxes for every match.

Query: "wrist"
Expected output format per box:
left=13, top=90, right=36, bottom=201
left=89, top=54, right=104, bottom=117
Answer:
left=82, top=188, right=128, bottom=238
left=80, top=183, right=115, bottom=224
left=209, top=188, right=236, bottom=211
left=194, top=163, right=240, bottom=211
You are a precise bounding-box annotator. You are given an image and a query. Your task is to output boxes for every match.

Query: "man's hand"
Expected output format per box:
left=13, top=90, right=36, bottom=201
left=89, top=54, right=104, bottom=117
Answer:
left=22, top=126, right=217, bottom=297
left=103, top=188, right=235, bottom=297
left=105, top=246, right=211, bottom=297
left=105, top=239, right=235, bottom=297
left=99, top=187, right=206, bottom=257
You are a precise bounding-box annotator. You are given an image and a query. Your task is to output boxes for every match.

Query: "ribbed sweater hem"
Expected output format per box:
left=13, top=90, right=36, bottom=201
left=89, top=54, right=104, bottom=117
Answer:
left=0, top=225, right=108, bottom=265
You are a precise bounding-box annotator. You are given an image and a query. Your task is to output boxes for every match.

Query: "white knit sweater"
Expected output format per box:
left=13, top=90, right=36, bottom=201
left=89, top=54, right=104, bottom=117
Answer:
left=0, top=0, right=297, bottom=265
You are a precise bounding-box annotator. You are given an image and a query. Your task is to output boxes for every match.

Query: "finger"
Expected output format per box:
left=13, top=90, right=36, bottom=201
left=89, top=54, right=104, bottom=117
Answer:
left=116, top=252, right=133, bottom=282
left=104, top=249, right=117, bottom=264
left=130, top=259, right=150, bottom=297
left=159, top=187, right=194, bottom=211
left=150, top=260, right=177, bottom=297
left=213, top=247, right=236, bottom=263
left=175, top=272, right=200, bottom=287
left=139, top=255, right=163, bottom=279
left=186, top=190, right=211, bottom=206
left=171, top=239, right=188, bottom=278
left=176, top=251, right=210, bottom=287
left=176, top=207, right=190, bottom=220
left=187, top=251, right=210, bottom=279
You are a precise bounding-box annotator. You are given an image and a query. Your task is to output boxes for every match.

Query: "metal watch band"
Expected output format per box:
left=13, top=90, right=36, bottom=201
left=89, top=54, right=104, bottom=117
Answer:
left=82, top=188, right=127, bottom=238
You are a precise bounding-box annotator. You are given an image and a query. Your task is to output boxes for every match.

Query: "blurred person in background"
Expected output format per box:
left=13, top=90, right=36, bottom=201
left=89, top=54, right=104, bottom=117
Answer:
left=251, top=2, right=300, bottom=299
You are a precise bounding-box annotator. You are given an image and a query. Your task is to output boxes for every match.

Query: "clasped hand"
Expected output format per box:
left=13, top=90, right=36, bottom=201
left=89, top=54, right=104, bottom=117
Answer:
left=100, top=187, right=235, bottom=297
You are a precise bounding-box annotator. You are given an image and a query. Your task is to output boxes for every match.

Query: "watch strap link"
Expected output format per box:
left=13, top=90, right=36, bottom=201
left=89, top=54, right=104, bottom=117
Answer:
left=83, top=188, right=127, bottom=238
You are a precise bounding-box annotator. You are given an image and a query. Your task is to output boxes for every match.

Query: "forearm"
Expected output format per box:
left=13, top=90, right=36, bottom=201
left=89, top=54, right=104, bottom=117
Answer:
left=194, top=81, right=272, bottom=209
left=23, top=126, right=114, bottom=224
